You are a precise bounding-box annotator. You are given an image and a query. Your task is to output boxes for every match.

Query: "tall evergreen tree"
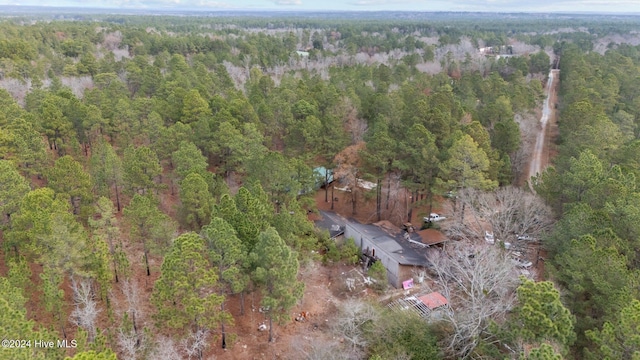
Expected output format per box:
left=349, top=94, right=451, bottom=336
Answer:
left=201, top=217, right=247, bottom=348
left=90, top=140, right=123, bottom=211
left=152, top=232, right=223, bottom=359
left=250, top=228, right=304, bottom=342
left=178, top=172, right=213, bottom=231
left=0, top=160, right=30, bottom=228
left=47, top=155, right=93, bottom=218
left=122, top=145, right=162, bottom=195
left=123, top=194, right=175, bottom=276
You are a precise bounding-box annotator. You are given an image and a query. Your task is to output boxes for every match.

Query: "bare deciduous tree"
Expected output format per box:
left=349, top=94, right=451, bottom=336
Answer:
left=118, top=328, right=143, bottom=360
left=60, top=76, right=94, bottom=99
left=181, top=329, right=209, bottom=360
left=121, top=280, right=143, bottom=336
left=443, top=186, right=553, bottom=252
left=70, top=278, right=100, bottom=343
left=112, top=279, right=145, bottom=357
left=291, top=336, right=351, bottom=360
left=428, top=243, right=520, bottom=359
left=342, top=98, right=368, bottom=145
left=150, top=336, right=181, bottom=360
left=331, top=299, right=379, bottom=358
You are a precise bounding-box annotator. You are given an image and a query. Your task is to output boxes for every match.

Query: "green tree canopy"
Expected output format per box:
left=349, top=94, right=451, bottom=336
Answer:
left=152, top=232, right=223, bottom=357
left=178, top=172, right=213, bottom=231
left=585, top=299, right=640, bottom=360
left=0, top=159, right=30, bottom=227
left=250, top=227, right=304, bottom=342
left=122, top=145, right=161, bottom=195
left=123, top=194, right=175, bottom=276
left=47, top=155, right=93, bottom=218
left=511, top=279, right=575, bottom=351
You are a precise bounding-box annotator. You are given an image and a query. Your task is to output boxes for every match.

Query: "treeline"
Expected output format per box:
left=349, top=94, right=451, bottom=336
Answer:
left=536, top=42, right=640, bottom=358
left=0, top=14, right=625, bottom=76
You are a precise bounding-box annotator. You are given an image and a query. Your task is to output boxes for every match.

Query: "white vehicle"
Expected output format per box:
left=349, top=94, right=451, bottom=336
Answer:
left=517, top=234, right=533, bottom=241
left=424, top=213, right=446, bottom=222
left=484, top=231, right=495, bottom=244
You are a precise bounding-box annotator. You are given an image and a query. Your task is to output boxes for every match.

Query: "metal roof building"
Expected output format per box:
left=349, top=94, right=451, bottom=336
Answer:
left=345, top=221, right=431, bottom=288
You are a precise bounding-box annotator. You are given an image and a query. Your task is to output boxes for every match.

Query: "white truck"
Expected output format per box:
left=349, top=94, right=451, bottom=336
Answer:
left=424, top=213, right=446, bottom=222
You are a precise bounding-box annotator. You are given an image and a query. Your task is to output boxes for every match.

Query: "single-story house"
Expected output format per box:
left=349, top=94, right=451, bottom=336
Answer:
left=345, top=220, right=431, bottom=288
left=313, top=211, right=438, bottom=288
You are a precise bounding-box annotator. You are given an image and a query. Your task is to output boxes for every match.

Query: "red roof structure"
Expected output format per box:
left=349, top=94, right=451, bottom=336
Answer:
left=417, top=228, right=448, bottom=246
left=418, top=292, right=448, bottom=310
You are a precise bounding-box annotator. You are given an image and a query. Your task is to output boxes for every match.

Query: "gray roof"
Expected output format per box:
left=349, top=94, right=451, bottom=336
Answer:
left=315, top=210, right=346, bottom=238
left=346, top=221, right=430, bottom=267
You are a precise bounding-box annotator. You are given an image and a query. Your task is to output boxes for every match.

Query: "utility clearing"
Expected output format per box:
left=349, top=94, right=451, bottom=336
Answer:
left=529, top=69, right=560, bottom=181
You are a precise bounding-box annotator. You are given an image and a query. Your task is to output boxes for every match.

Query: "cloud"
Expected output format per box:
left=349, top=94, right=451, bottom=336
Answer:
left=13, top=0, right=234, bottom=8
left=351, top=0, right=388, bottom=5
left=349, top=0, right=427, bottom=7
left=272, top=0, right=302, bottom=5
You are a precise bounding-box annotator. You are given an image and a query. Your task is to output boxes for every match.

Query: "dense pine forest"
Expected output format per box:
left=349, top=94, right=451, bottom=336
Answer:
left=2, top=10, right=640, bottom=359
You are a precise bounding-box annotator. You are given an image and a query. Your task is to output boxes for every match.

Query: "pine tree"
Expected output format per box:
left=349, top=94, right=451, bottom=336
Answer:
left=201, top=217, right=247, bottom=348
left=89, top=197, right=129, bottom=283
left=178, top=173, right=213, bottom=231
left=250, top=228, right=304, bottom=342
left=511, top=279, right=576, bottom=352
left=439, top=133, right=497, bottom=192
left=122, top=145, right=161, bottom=195
left=123, top=194, right=175, bottom=276
left=89, top=140, right=123, bottom=211
left=0, top=277, right=65, bottom=360
left=47, top=155, right=93, bottom=218
left=151, top=232, right=223, bottom=358
left=0, top=159, right=30, bottom=228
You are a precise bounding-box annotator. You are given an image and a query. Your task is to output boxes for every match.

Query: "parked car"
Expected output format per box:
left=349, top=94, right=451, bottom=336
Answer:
left=516, top=234, right=533, bottom=241
left=424, top=213, right=446, bottom=222
left=484, top=231, right=495, bottom=244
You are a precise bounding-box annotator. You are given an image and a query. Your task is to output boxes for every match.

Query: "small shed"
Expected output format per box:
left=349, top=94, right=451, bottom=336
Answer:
left=418, top=292, right=448, bottom=310
left=313, top=167, right=334, bottom=188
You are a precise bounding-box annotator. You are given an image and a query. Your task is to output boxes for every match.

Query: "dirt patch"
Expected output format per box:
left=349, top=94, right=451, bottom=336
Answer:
left=525, top=69, right=560, bottom=186
left=205, top=262, right=349, bottom=360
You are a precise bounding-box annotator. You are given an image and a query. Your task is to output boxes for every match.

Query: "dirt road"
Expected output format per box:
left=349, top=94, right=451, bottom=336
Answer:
left=528, top=69, right=560, bottom=179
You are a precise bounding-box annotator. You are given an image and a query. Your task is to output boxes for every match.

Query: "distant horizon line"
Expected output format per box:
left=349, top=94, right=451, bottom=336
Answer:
left=0, top=5, right=639, bottom=16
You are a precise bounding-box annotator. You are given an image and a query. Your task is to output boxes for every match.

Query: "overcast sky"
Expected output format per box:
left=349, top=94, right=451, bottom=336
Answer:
left=1, top=0, right=639, bottom=13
